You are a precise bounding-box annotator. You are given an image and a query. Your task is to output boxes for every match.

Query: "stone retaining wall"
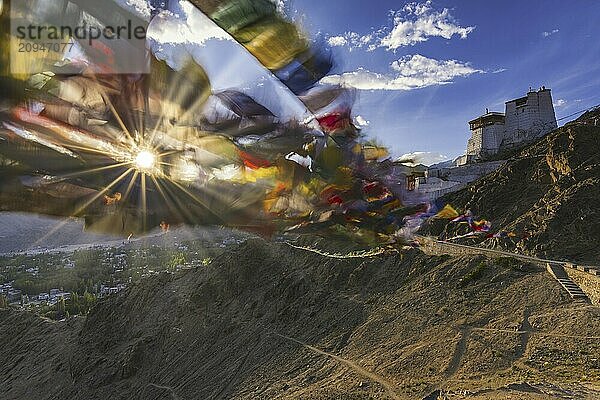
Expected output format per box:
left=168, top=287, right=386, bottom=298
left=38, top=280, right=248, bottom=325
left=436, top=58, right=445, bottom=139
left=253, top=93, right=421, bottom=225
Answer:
left=565, top=268, right=600, bottom=306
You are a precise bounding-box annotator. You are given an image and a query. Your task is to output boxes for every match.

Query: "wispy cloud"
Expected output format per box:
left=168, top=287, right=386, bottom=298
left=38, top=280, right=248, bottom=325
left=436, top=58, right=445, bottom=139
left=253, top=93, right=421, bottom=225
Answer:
left=321, top=54, right=482, bottom=91
left=326, top=1, right=474, bottom=51
left=491, top=68, right=507, bottom=74
left=542, top=29, right=559, bottom=38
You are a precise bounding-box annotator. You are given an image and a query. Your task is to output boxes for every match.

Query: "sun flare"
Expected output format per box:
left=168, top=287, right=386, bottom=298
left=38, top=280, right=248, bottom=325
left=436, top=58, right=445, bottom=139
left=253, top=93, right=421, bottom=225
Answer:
left=134, top=149, right=157, bottom=172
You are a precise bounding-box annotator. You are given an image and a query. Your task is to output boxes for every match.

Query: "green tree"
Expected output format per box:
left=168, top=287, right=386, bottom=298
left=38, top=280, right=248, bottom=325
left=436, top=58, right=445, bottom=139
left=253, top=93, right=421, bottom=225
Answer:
left=168, top=252, right=187, bottom=271
left=66, top=292, right=81, bottom=315
left=82, top=291, right=96, bottom=314
left=56, top=296, right=66, bottom=319
left=0, top=294, right=8, bottom=309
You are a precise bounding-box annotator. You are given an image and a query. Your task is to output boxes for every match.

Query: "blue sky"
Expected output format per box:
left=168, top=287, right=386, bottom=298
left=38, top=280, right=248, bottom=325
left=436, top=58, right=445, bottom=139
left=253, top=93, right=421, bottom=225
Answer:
left=282, top=0, right=600, bottom=162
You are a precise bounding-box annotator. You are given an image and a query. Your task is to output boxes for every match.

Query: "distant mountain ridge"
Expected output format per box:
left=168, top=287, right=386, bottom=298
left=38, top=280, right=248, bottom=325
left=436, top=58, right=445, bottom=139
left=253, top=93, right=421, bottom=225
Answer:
left=0, top=213, right=115, bottom=253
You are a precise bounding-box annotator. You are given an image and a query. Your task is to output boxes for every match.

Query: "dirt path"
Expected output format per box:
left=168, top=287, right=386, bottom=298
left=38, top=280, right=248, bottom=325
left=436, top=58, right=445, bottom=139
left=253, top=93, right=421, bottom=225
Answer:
left=146, top=383, right=181, bottom=400
left=421, top=237, right=564, bottom=266
left=272, top=332, right=405, bottom=400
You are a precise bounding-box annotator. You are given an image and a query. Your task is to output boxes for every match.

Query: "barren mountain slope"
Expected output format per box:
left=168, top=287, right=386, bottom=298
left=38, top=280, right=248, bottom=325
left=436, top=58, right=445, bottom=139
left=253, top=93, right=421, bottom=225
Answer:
left=1, top=239, right=599, bottom=399
left=423, top=123, right=600, bottom=264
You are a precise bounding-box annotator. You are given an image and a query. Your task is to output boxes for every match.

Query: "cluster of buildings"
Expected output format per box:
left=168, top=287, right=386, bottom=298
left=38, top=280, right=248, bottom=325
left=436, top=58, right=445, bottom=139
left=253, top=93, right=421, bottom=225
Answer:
left=413, top=87, right=558, bottom=201
left=99, top=283, right=127, bottom=297
left=27, top=289, right=71, bottom=305
left=0, top=282, right=22, bottom=303
left=1, top=280, right=127, bottom=308
left=1, top=282, right=71, bottom=306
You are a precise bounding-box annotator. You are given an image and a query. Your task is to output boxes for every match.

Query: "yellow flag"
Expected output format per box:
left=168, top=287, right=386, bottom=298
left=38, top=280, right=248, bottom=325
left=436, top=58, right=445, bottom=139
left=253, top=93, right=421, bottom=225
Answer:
left=434, top=204, right=459, bottom=219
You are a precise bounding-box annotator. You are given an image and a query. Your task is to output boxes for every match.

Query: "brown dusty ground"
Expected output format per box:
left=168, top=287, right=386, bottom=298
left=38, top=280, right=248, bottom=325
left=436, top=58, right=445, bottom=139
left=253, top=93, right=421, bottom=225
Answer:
left=1, top=238, right=599, bottom=399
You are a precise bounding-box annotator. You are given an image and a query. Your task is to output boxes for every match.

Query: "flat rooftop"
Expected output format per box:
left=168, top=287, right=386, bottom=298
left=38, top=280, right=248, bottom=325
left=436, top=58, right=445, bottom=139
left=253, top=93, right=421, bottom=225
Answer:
left=469, top=112, right=505, bottom=129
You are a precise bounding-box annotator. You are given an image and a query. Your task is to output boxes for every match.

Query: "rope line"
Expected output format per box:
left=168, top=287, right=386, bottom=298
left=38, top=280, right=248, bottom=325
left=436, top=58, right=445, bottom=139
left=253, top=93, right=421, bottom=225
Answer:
left=557, top=103, right=600, bottom=122
left=284, top=241, right=389, bottom=259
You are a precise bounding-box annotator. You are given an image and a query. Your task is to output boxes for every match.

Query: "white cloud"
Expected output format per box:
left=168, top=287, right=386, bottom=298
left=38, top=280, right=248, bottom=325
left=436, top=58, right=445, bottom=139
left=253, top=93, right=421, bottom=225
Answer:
left=491, top=68, right=507, bottom=74
left=554, top=99, right=567, bottom=107
left=354, top=115, right=370, bottom=127
left=327, top=36, right=348, bottom=47
left=326, top=1, right=473, bottom=51
left=380, top=1, right=474, bottom=50
left=147, top=1, right=233, bottom=68
left=542, top=29, right=559, bottom=38
left=272, top=0, right=286, bottom=14
left=321, top=54, right=482, bottom=91
left=115, top=0, right=151, bottom=19
left=327, top=32, right=375, bottom=50
left=148, top=3, right=231, bottom=45
left=397, top=151, right=449, bottom=166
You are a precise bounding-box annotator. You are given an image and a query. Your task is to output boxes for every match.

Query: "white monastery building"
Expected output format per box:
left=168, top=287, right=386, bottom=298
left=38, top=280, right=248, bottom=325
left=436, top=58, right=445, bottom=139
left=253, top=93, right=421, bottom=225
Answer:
left=416, top=87, right=558, bottom=200
left=459, top=87, right=557, bottom=164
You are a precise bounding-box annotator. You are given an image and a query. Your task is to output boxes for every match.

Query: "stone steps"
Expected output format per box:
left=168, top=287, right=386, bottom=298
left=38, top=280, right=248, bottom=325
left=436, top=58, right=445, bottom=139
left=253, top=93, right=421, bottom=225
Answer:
left=547, top=263, right=591, bottom=303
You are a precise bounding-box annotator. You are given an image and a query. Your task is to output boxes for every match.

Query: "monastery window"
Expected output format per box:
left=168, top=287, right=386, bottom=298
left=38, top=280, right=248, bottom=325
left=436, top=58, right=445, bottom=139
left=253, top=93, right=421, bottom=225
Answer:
left=515, top=97, right=527, bottom=107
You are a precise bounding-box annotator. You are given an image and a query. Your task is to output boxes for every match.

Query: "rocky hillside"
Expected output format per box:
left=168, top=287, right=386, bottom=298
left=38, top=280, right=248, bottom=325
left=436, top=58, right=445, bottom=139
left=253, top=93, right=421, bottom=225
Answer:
left=1, top=239, right=599, bottom=399
left=423, top=122, right=600, bottom=264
